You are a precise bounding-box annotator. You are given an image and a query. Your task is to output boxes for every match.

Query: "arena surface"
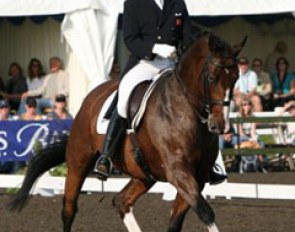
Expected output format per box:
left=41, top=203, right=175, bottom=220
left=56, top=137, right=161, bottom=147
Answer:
left=1, top=172, right=295, bottom=232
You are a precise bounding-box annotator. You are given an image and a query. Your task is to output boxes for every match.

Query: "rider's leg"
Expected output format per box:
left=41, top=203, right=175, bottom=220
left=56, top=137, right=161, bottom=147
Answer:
left=94, top=109, right=128, bottom=180
left=94, top=59, right=172, bottom=180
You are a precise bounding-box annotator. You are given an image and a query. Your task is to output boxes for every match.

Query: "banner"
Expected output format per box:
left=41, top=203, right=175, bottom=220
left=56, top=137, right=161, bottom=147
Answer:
left=0, top=120, right=72, bottom=161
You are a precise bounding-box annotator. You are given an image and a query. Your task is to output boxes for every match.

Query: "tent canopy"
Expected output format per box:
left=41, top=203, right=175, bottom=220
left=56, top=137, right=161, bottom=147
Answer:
left=1, top=0, right=295, bottom=17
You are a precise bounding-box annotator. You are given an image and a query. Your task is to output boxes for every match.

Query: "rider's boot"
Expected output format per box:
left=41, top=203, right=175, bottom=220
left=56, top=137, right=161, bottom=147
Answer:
left=208, top=168, right=227, bottom=185
left=94, top=109, right=127, bottom=180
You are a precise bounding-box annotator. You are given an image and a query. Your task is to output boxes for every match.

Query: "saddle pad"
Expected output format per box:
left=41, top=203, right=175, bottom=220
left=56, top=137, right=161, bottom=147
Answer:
left=96, top=91, right=117, bottom=134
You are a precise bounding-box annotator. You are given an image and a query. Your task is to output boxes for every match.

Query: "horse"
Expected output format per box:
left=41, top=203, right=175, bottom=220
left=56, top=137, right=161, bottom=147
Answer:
left=9, top=33, right=246, bottom=232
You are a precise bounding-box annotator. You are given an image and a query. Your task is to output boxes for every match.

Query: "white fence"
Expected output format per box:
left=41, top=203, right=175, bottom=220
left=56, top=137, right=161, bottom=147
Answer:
left=1, top=174, right=295, bottom=201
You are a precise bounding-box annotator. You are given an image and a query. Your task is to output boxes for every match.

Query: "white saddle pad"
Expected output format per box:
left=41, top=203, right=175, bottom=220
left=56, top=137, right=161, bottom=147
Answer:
left=96, top=91, right=117, bottom=134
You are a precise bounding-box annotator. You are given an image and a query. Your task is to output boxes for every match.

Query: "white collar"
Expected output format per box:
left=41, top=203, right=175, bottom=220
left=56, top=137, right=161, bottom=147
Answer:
left=154, top=0, right=164, bottom=10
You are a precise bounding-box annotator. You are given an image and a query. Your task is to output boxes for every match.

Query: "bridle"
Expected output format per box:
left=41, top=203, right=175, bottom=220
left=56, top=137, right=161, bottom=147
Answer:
left=173, top=54, right=236, bottom=123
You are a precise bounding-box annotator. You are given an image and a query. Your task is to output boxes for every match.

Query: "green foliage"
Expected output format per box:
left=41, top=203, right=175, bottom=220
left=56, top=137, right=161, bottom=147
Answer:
left=49, top=163, right=67, bottom=176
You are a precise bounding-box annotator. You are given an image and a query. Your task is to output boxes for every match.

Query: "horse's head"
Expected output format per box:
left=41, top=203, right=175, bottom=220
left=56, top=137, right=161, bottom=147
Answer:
left=179, top=33, right=246, bottom=134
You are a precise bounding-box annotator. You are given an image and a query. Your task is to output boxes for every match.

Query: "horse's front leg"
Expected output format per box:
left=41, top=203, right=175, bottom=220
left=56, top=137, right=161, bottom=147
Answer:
left=168, top=166, right=219, bottom=232
left=113, top=178, right=155, bottom=232
left=167, top=193, right=190, bottom=232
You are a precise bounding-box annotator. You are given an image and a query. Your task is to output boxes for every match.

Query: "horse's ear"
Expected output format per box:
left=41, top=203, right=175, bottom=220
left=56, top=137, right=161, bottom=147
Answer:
left=233, top=36, right=248, bottom=57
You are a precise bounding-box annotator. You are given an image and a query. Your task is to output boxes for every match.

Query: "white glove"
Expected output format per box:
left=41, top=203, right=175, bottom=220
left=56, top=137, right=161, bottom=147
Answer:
left=152, top=43, right=176, bottom=58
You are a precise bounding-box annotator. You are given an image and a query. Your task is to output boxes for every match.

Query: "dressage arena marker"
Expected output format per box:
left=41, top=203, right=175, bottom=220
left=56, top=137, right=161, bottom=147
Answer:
left=1, top=174, right=295, bottom=200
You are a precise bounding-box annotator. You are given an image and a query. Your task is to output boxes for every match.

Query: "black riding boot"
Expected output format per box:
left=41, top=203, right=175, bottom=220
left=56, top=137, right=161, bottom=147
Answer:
left=94, top=110, right=127, bottom=180
left=208, top=167, right=227, bottom=185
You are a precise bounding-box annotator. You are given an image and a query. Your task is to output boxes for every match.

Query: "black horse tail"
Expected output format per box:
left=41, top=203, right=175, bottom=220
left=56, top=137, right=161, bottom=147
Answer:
left=8, top=139, right=68, bottom=212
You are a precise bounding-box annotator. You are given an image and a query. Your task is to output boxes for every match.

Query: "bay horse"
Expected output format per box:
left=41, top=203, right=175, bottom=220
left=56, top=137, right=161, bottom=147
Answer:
left=9, top=33, right=246, bottom=232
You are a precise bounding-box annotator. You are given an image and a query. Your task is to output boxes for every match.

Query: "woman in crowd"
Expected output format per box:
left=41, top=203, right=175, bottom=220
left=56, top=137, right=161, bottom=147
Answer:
left=5, top=62, right=28, bottom=112
left=20, top=97, right=42, bottom=120
left=237, top=98, right=267, bottom=172
left=271, top=57, right=295, bottom=107
left=18, top=58, right=46, bottom=114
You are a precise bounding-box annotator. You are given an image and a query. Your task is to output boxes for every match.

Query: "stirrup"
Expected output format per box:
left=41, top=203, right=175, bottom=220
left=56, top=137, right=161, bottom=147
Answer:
left=93, top=157, right=112, bottom=181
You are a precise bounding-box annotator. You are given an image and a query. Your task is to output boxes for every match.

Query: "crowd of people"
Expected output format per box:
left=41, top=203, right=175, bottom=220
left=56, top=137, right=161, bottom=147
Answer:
left=0, top=57, right=72, bottom=121
left=0, top=57, right=72, bottom=174
left=221, top=42, right=295, bottom=173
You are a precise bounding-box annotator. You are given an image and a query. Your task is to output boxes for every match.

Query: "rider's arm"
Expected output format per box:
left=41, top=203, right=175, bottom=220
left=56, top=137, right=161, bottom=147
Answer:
left=123, top=0, right=155, bottom=60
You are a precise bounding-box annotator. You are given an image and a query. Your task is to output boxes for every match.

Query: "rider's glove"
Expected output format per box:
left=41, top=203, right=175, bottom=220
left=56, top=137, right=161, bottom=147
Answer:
left=152, top=44, right=176, bottom=58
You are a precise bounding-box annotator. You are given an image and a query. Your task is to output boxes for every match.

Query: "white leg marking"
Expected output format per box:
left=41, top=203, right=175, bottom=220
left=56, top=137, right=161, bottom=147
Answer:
left=208, top=223, right=220, bottom=232
left=123, top=207, right=142, bottom=232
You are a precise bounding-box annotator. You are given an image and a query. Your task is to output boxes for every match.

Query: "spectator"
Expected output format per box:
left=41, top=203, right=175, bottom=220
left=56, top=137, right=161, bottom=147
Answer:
left=21, top=57, right=69, bottom=114
left=0, top=99, right=13, bottom=120
left=20, top=97, right=42, bottom=120
left=0, top=99, right=19, bottom=174
left=18, top=58, right=46, bottom=114
left=5, top=62, right=28, bottom=112
left=264, top=41, right=289, bottom=74
left=237, top=98, right=267, bottom=172
left=234, top=57, right=262, bottom=112
left=271, top=57, right=295, bottom=107
left=252, top=58, right=273, bottom=111
left=47, top=94, right=72, bottom=120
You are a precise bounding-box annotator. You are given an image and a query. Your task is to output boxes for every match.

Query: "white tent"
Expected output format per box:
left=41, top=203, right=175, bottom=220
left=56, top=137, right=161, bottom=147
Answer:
left=0, top=0, right=295, bottom=114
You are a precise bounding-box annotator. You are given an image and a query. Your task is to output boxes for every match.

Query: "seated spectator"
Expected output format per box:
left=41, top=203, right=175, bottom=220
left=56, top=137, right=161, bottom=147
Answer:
left=20, top=97, right=42, bottom=120
left=234, top=57, right=262, bottom=112
left=264, top=41, right=289, bottom=74
left=0, top=99, right=20, bottom=173
left=252, top=58, right=273, bottom=111
left=0, top=99, right=13, bottom=120
left=237, top=98, right=267, bottom=172
left=21, top=57, right=69, bottom=114
left=18, top=58, right=46, bottom=114
left=47, top=94, right=72, bottom=120
left=271, top=57, right=295, bottom=107
left=5, top=62, right=28, bottom=112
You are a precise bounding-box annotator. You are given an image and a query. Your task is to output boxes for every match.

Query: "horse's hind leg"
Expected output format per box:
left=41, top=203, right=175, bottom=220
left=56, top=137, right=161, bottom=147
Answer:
left=167, top=193, right=190, bottom=232
left=113, top=178, right=155, bottom=232
left=62, top=149, right=95, bottom=232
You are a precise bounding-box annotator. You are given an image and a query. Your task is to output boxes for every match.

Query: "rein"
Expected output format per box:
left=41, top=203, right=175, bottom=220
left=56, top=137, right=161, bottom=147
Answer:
left=172, top=54, right=233, bottom=123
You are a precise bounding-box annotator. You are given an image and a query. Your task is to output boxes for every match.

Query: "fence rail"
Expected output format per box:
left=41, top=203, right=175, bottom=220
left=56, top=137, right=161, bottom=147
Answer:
left=1, top=174, right=295, bottom=201
left=224, top=112, right=295, bottom=156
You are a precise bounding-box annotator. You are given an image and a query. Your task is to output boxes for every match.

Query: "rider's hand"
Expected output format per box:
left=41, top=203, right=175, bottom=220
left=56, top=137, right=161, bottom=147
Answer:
left=152, top=43, right=176, bottom=58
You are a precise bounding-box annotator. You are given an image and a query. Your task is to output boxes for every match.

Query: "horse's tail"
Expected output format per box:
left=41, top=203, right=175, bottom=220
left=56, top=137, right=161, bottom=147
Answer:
left=8, top=139, right=67, bottom=212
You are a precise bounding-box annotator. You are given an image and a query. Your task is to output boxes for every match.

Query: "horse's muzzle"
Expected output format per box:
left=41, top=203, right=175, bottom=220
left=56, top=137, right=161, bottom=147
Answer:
left=207, top=115, right=225, bottom=134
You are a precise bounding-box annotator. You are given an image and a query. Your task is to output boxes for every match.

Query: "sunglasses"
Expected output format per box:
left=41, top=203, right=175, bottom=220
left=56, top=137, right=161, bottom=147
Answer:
left=242, top=103, right=251, bottom=106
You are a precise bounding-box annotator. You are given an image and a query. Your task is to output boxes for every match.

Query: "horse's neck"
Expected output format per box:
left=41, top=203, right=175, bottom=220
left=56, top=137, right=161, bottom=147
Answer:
left=176, top=45, right=207, bottom=107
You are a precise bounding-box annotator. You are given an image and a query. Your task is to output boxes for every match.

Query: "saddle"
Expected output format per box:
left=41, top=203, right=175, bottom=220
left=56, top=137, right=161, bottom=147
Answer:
left=96, top=69, right=173, bottom=134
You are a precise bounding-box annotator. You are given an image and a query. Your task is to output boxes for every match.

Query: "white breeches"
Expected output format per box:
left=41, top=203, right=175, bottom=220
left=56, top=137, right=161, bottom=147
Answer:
left=117, top=57, right=174, bottom=118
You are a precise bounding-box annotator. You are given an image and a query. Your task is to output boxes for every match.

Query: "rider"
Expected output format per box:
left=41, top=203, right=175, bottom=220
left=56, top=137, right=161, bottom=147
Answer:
left=94, top=0, right=227, bottom=184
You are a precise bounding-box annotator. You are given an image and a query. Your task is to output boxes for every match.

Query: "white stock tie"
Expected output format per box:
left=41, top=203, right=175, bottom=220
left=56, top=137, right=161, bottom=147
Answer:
left=154, top=0, right=164, bottom=10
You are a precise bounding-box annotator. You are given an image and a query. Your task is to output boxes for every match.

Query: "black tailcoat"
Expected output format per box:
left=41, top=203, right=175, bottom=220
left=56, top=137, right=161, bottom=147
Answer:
left=121, top=0, right=192, bottom=76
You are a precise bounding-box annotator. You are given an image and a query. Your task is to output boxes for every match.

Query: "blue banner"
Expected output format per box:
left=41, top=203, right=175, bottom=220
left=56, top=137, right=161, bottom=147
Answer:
left=0, top=120, right=72, bottom=161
